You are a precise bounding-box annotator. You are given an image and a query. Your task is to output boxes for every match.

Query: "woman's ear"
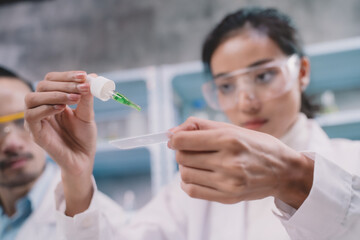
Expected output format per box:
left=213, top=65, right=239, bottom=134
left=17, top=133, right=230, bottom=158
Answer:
left=299, top=57, right=310, bottom=91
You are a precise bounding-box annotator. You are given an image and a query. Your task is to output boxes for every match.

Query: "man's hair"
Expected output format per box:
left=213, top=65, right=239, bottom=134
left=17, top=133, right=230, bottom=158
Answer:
left=0, top=65, right=34, bottom=92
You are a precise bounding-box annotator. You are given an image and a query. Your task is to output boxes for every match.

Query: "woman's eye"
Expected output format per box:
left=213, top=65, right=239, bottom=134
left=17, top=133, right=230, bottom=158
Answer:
left=217, top=83, right=235, bottom=95
left=255, top=70, right=277, bottom=84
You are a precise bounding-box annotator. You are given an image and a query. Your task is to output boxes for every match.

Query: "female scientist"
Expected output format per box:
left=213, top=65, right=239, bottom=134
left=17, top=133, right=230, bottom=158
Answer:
left=24, top=7, right=360, bottom=240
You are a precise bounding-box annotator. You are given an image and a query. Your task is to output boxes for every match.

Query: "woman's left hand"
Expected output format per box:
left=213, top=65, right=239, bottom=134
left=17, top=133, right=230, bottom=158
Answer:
left=169, top=117, right=314, bottom=209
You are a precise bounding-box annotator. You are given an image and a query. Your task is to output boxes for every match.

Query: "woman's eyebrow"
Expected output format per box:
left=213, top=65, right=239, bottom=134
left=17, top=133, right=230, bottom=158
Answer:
left=213, top=58, right=274, bottom=79
left=247, top=58, right=273, bottom=68
left=213, top=72, right=227, bottom=79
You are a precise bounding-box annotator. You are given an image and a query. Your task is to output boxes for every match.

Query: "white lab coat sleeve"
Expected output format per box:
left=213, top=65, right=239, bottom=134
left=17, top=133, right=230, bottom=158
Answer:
left=54, top=176, right=125, bottom=240
left=55, top=175, right=188, bottom=240
left=274, top=152, right=360, bottom=240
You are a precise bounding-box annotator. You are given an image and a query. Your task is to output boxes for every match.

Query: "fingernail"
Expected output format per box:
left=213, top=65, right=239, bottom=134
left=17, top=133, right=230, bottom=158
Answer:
left=167, top=140, right=174, bottom=150
left=167, top=131, right=174, bottom=138
left=77, top=83, right=89, bottom=92
left=73, top=72, right=87, bottom=82
left=67, top=94, right=80, bottom=101
left=54, top=104, right=65, bottom=110
left=168, top=127, right=178, bottom=134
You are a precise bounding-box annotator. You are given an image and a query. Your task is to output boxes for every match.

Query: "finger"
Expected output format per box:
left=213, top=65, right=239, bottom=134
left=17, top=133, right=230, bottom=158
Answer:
left=44, top=71, right=87, bottom=83
left=176, top=150, right=219, bottom=170
left=170, top=116, right=232, bottom=134
left=36, top=81, right=90, bottom=94
left=179, top=165, right=219, bottom=189
left=170, top=129, right=225, bottom=151
left=24, top=104, right=66, bottom=135
left=74, top=91, right=94, bottom=122
left=25, top=92, right=81, bottom=109
left=181, top=182, right=239, bottom=204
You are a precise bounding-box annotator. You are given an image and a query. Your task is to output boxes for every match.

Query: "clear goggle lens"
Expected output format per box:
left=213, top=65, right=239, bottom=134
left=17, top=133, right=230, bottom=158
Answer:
left=0, top=112, right=25, bottom=139
left=202, top=54, right=300, bottom=111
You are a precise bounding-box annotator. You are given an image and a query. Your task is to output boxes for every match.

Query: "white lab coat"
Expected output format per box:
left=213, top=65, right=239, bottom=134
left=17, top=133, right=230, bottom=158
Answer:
left=13, top=169, right=59, bottom=240
left=56, top=114, right=360, bottom=240
left=12, top=168, right=124, bottom=240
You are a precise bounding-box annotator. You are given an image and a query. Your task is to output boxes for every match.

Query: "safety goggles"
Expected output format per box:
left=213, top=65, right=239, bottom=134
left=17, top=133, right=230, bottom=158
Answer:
left=0, top=112, right=25, bottom=140
left=202, top=54, right=300, bottom=111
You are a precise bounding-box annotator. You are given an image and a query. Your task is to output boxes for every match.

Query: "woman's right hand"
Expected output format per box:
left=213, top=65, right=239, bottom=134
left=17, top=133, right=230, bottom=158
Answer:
left=169, top=117, right=314, bottom=209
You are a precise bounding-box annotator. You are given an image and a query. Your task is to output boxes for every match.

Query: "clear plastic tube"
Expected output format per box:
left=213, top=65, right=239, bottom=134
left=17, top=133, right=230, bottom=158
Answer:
left=109, top=131, right=172, bottom=149
left=108, top=90, right=141, bottom=111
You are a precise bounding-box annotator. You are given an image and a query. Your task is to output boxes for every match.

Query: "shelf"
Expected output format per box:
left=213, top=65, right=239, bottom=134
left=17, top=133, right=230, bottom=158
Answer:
left=321, top=121, right=360, bottom=140
left=316, top=109, right=360, bottom=127
left=306, top=48, right=360, bottom=95
left=172, top=71, right=206, bottom=105
left=93, top=146, right=151, bottom=177
left=315, top=109, right=360, bottom=140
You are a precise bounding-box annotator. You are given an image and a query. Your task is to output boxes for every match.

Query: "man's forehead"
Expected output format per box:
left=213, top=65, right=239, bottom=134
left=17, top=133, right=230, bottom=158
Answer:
left=0, top=78, right=31, bottom=95
left=0, top=78, right=29, bottom=116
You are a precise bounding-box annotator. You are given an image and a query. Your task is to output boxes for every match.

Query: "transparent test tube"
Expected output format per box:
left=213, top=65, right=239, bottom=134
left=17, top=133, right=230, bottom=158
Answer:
left=108, top=90, right=141, bottom=111
left=109, top=132, right=172, bottom=149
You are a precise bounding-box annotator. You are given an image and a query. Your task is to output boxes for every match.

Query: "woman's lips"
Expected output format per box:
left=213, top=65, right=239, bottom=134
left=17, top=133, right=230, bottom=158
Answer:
left=241, top=119, right=268, bottom=130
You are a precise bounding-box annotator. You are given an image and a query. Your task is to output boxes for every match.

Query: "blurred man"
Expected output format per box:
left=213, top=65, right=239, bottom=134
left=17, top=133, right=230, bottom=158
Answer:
left=0, top=66, right=123, bottom=240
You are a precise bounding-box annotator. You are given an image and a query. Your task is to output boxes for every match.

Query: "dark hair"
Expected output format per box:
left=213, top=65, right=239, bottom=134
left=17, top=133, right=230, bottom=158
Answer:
left=202, top=7, right=318, bottom=118
left=0, top=65, right=34, bottom=92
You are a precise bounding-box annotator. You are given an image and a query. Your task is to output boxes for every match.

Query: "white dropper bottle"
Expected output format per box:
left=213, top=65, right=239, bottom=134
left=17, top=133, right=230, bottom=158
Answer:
left=86, top=75, right=115, bottom=101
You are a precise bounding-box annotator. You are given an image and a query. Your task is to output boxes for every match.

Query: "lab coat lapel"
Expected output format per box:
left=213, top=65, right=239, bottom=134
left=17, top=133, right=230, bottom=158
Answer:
left=16, top=170, right=60, bottom=240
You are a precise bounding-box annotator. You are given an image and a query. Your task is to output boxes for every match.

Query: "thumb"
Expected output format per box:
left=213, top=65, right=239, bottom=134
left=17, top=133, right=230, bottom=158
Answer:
left=75, top=87, right=94, bottom=122
left=74, top=73, right=97, bottom=122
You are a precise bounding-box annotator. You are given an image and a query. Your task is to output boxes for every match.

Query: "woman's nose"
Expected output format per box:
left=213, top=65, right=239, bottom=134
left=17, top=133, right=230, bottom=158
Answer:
left=236, top=90, right=261, bottom=113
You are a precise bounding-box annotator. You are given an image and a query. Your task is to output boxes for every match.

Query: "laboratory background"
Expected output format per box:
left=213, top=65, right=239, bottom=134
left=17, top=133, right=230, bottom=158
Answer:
left=0, top=0, right=360, bottom=212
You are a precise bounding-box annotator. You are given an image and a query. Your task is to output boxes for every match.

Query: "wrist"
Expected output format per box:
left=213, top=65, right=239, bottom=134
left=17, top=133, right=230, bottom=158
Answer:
left=61, top=171, right=94, bottom=217
left=276, top=152, right=314, bottom=209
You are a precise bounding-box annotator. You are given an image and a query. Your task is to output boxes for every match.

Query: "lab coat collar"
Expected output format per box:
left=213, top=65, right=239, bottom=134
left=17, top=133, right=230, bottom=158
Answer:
left=280, top=113, right=311, bottom=151
left=28, top=163, right=57, bottom=212
left=26, top=164, right=61, bottom=225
